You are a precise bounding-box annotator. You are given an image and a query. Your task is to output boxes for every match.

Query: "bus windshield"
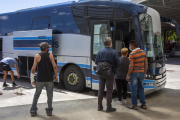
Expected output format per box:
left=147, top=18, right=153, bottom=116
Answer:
left=140, top=14, right=163, bottom=60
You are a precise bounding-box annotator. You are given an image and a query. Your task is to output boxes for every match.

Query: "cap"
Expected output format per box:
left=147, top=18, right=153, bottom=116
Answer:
left=40, top=42, right=51, bottom=49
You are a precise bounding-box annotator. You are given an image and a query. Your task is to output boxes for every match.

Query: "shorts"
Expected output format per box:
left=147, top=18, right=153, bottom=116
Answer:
left=0, top=62, right=12, bottom=71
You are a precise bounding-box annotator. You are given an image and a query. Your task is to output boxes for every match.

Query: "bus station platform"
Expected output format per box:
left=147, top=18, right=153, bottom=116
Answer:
left=0, top=57, right=180, bottom=120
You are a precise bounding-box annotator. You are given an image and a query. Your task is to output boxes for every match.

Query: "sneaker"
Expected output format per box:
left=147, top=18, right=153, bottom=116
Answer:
left=3, top=83, right=9, bottom=87
left=12, top=83, right=18, bottom=86
left=98, top=105, right=103, bottom=111
left=0, top=92, right=2, bottom=95
left=116, top=101, right=123, bottom=105
left=45, top=108, right=53, bottom=116
left=31, top=112, right=37, bottom=117
left=106, top=107, right=116, bottom=112
left=123, top=99, right=127, bottom=104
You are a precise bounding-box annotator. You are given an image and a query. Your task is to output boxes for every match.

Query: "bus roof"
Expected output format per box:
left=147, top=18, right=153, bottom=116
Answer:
left=0, top=0, right=146, bottom=16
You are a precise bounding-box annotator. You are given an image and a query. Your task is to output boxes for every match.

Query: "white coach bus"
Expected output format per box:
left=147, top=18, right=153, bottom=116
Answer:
left=0, top=0, right=166, bottom=94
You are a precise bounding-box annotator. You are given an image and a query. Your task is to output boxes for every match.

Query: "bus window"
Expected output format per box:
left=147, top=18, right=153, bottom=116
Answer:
left=0, top=11, right=32, bottom=36
left=50, top=7, right=80, bottom=34
left=15, top=11, right=32, bottom=31
left=71, top=6, right=88, bottom=34
left=93, top=24, right=109, bottom=54
left=33, top=9, right=50, bottom=18
left=32, top=17, right=49, bottom=30
left=64, top=7, right=79, bottom=34
left=140, top=14, right=163, bottom=61
left=0, top=14, right=16, bottom=36
left=50, top=7, right=64, bottom=33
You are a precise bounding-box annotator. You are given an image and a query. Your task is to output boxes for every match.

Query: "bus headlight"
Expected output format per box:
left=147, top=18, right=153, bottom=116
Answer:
left=146, top=74, right=154, bottom=79
left=155, top=75, right=162, bottom=79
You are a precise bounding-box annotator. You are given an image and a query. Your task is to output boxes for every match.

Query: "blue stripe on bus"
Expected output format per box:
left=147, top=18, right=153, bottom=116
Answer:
left=13, top=36, right=52, bottom=40
left=143, top=80, right=154, bottom=83
left=92, top=71, right=95, bottom=74
left=92, top=80, right=99, bottom=83
left=14, top=47, right=52, bottom=51
left=143, top=86, right=155, bottom=89
left=78, top=64, right=90, bottom=69
left=88, top=79, right=155, bottom=85
left=57, top=63, right=66, bottom=66
left=86, top=77, right=91, bottom=81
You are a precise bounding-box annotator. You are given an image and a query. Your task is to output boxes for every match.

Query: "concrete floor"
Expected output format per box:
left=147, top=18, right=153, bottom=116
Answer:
left=0, top=57, right=180, bottom=120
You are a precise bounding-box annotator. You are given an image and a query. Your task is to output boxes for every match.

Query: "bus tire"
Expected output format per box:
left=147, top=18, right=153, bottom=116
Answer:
left=63, top=65, right=85, bottom=92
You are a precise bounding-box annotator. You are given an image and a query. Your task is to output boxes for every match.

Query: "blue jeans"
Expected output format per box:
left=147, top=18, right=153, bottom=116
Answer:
left=130, top=73, right=146, bottom=106
left=30, top=82, right=54, bottom=113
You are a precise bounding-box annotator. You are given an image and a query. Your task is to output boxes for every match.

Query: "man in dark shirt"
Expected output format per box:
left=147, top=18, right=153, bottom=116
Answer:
left=30, top=42, right=57, bottom=116
left=95, top=37, right=121, bottom=112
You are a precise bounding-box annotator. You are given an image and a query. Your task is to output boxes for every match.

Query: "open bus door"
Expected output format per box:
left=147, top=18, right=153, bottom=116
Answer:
left=13, top=29, right=53, bottom=77
left=91, top=20, right=111, bottom=89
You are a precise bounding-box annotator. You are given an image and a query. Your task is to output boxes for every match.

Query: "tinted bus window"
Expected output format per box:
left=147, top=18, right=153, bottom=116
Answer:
left=71, top=6, right=88, bottom=35
left=15, top=11, right=32, bottom=31
left=32, top=17, right=49, bottom=30
left=33, top=9, right=50, bottom=18
left=64, top=7, right=80, bottom=34
left=49, top=7, right=64, bottom=34
left=50, top=7, right=80, bottom=34
left=0, top=14, right=16, bottom=36
left=0, top=11, right=32, bottom=36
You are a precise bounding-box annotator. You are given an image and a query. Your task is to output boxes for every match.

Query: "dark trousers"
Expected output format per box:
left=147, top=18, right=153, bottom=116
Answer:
left=115, top=79, right=128, bottom=101
left=98, top=74, right=114, bottom=108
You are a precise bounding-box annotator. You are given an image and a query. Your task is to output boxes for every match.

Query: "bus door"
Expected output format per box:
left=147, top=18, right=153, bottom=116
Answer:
left=91, top=20, right=111, bottom=89
left=13, top=29, right=53, bottom=77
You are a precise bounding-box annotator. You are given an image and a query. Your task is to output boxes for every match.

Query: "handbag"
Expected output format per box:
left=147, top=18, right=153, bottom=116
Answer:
left=95, top=62, right=113, bottom=76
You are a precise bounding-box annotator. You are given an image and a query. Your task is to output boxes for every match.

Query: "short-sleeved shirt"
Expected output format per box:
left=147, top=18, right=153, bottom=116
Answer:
left=129, top=48, right=147, bottom=73
left=0, top=58, right=18, bottom=68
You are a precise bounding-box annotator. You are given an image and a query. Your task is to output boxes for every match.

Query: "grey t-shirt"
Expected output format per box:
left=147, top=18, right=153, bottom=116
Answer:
left=115, top=57, right=130, bottom=80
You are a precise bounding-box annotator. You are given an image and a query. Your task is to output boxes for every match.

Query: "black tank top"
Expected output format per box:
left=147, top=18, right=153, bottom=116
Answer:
left=37, top=53, right=53, bottom=82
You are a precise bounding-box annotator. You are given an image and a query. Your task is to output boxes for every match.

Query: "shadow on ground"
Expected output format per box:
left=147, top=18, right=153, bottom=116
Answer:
left=0, top=87, right=179, bottom=120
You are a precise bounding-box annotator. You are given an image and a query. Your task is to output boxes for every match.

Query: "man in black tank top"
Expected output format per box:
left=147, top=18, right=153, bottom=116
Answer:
left=30, top=42, right=57, bottom=116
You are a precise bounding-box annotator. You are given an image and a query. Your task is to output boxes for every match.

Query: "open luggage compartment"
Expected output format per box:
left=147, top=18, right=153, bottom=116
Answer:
left=18, top=56, right=35, bottom=77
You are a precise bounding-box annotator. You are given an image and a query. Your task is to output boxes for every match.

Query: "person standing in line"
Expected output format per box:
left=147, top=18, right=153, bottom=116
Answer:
left=115, top=48, right=129, bottom=105
left=30, top=42, right=57, bottom=116
left=126, top=40, right=148, bottom=110
left=0, top=57, right=20, bottom=87
left=95, top=37, right=121, bottom=112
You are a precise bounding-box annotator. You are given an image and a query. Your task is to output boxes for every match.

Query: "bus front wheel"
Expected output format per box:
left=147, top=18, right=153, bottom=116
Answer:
left=63, top=65, right=85, bottom=92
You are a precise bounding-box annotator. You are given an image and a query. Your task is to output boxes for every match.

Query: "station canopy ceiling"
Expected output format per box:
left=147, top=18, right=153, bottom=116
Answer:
left=131, top=0, right=180, bottom=29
